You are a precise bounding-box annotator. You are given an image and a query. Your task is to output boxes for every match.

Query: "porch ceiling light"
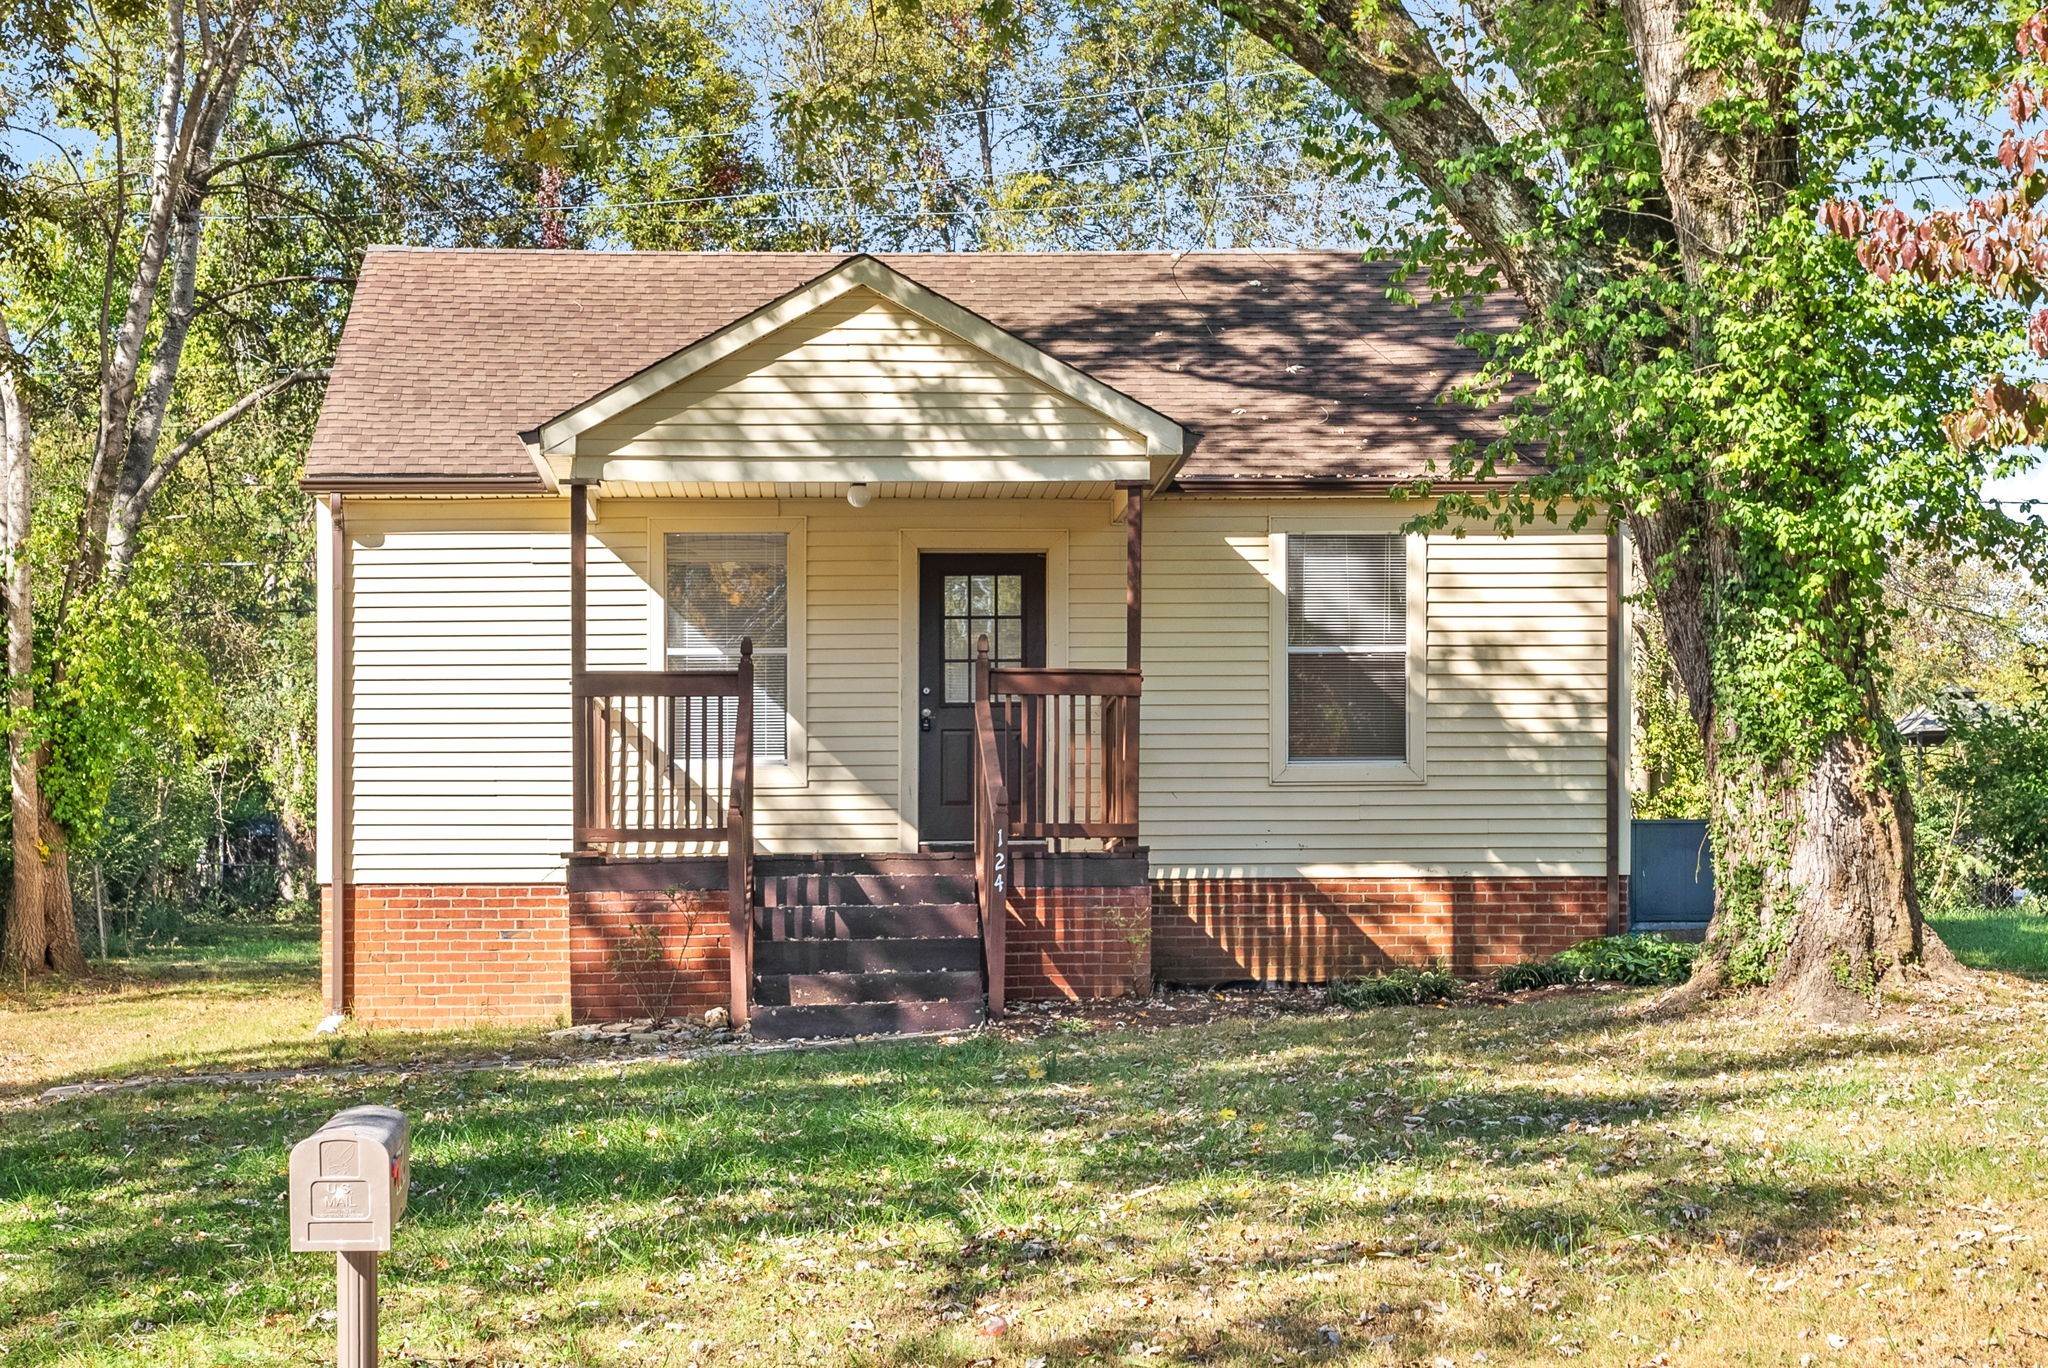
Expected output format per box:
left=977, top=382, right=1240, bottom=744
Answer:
left=846, top=482, right=873, bottom=508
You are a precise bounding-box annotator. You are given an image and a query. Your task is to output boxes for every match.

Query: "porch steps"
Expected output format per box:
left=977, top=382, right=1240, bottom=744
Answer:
left=755, top=970, right=982, bottom=1006
left=748, top=855, right=987, bottom=1042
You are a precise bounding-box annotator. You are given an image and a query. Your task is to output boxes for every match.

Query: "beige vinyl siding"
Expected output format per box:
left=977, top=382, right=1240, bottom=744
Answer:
left=1141, top=500, right=1610, bottom=877
left=336, top=496, right=1126, bottom=881
left=342, top=498, right=644, bottom=883
left=579, top=288, right=1148, bottom=466
left=682, top=500, right=1126, bottom=852
left=334, top=493, right=1610, bottom=883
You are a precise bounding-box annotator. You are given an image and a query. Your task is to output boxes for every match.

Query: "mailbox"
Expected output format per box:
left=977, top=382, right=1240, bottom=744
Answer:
left=289, top=1105, right=410, bottom=1253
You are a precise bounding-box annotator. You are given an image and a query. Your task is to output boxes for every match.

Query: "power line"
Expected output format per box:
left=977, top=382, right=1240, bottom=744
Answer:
left=175, top=65, right=1316, bottom=170
left=196, top=132, right=1342, bottom=223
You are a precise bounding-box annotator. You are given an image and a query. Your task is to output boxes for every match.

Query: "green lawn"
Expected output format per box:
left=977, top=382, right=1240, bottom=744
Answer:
left=1927, top=900, right=2048, bottom=975
left=0, top=924, right=600, bottom=1099
left=5, top=976, right=2048, bottom=1366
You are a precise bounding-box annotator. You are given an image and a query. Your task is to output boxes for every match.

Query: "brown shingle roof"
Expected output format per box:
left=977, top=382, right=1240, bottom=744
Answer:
left=304, top=248, right=1517, bottom=489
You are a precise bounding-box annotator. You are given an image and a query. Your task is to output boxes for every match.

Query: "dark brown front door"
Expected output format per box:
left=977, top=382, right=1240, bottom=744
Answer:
left=918, top=554, right=1046, bottom=846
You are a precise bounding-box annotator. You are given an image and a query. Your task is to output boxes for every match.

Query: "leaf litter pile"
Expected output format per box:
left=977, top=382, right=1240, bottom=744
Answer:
left=4, top=979, right=2047, bottom=1366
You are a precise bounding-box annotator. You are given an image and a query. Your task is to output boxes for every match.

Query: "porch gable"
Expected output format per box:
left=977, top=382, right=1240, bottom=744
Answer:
left=529, top=256, right=1186, bottom=492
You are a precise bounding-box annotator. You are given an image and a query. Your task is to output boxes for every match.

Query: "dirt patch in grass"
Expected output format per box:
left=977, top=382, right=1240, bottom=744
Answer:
left=993, top=982, right=1635, bottom=1040
left=993, top=985, right=1330, bottom=1035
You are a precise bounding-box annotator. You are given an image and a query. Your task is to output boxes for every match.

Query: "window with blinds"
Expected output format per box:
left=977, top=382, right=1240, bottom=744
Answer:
left=1286, top=533, right=1407, bottom=762
left=664, top=533, right=789, bottom=764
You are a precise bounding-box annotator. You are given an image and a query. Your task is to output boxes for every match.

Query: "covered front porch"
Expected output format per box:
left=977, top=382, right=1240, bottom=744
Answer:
left=525, top=254, right=1180, bottom=1035
left=561, top=480, right=1151, bottom=1035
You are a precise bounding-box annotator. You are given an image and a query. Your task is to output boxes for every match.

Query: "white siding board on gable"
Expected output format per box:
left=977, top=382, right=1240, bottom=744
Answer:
left=580, top=289, right=1148, bottom=468
left=337, top=491, right=1612, bottom=884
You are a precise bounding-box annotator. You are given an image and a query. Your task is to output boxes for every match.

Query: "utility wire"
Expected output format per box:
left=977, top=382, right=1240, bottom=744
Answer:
left=195, top=132, right=1340, bottom=223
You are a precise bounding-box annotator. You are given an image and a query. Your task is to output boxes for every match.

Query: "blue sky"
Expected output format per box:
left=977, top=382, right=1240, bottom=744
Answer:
left=1986, top=461, right=2048, bottom=509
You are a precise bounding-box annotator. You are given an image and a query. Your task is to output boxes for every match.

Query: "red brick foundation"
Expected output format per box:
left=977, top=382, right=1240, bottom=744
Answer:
left=324, top=869, right=1621, bottom=1025
left=1007, top=855, right=1152, bottom=1001
left=323, top=885, right=572, bottom=1027
left=321, top=871, right=735, bottom=1027
left=1151, top=875, right=1622, bottom=984
left=567, top=885, right=732, bottom=1022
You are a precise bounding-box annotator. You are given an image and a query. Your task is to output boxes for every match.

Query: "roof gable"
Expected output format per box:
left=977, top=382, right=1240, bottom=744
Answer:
left=530, top=256, right=1184, bottom=488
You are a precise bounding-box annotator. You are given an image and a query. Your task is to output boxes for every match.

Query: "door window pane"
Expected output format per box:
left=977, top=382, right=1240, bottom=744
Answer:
left=941, top=572, right=1027, bottom=703
left=665, top=532, right=789, bottom=764
left=1286, top=534, right=1406, bottom=762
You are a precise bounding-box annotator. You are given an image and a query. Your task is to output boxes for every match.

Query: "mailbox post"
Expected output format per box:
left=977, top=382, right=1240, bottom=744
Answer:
left=289, top=1106, right=409, bottom=1368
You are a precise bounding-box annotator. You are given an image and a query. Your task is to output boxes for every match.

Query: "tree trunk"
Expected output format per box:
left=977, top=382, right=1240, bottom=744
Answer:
left=1646, top=536, right=1955, bottom=1016
left=3, top=698, right=46, bottom=975
left=38, top=782, right=84, bottom=975
left=0, top=316, right=47, bottom=975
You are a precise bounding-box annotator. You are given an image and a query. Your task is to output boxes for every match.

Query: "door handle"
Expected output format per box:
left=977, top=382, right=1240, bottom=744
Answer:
left=920, top=707, right=933, bottom=733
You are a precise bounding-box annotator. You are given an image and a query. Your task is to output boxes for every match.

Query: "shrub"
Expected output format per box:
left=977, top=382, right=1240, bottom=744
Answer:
left=1328, top=963, right=1459, bottom=1008
left=1494, top=934, right=1700, bottom=992
left=1930, top=698, right=2048, bottom=898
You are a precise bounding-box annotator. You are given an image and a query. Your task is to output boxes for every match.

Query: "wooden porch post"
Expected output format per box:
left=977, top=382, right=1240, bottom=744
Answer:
left=728, top=640, right=755, bottom=1026
left=1122, top=486, right=1143, bottom=838
left=1125, top=486, right=1143, bottom=671
left=569, top=482, right=589, bottom=855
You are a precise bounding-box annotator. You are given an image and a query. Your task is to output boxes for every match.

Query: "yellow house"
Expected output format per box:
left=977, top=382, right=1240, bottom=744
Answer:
left=307, top=249, right=1627, bottom=1036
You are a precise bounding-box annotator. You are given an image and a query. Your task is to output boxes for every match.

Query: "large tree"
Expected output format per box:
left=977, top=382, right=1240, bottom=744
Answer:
left=1, top=0, right=341, bottom=972
left=1212, top=0, right=2041, bottom=1014
left=1, top=0, right=787, bottom=969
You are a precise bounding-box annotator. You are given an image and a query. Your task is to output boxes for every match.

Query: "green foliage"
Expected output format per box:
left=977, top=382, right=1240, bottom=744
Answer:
left=1445, top=208, right=2022, bottom=773
left=1493, top=935, right=1700, bottom=992
left=1931, top=697, right=2048, bottom=894
left=457, top=0, right=770, bottom=247
left=1914, top=758, right=2003, bottom=916
left=1327, top=962, right=1459, bottom=1007
left=32, top=582, right=209, bottom=846
left=763, top=0, right=1379, bottom=250
left=1713, top=859, right=1794, bottom=987
left=1631, top=600, right=1708, bottom=820
left=1884, top=558, right=2048, bottom=715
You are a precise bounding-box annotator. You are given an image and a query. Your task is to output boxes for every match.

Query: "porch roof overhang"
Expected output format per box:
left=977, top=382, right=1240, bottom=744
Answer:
left=521, top=255, right=1186, bottom=494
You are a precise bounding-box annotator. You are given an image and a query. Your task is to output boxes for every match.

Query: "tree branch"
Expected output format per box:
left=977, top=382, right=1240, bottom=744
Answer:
left=1214, top=0, right=1593, bottom=310
left=104, top=366, right=331, bottom=580
left=194, top=274, right=351, bottom=313
left=75, top=0, right=260, bottom=606
left=81, top=0, right=191, bottom=577
left=114, top=196, right=204, bottom=524
left=195, top=133, right=371, bottom=184
left=1458, top=0, right=1679, bottom=264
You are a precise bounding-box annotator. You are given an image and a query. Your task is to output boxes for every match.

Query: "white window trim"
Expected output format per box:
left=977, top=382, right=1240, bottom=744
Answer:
left=1268, top=516, right=1428, bottom=786
left=646, top=513, right=809, bottom=788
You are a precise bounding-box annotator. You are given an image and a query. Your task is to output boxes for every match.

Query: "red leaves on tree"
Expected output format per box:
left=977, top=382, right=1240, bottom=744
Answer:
left=2021, top=12, right=2048, bottom=61
left=1825, top=21, right=2048, bottom=440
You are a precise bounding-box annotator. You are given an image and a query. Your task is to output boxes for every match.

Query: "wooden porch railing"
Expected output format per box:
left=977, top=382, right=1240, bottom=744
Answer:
left=972, top=638, right=1143, bottom=1016
left=971, top=642, right=1011, bottom=1018
left=985, top=658, right=1141, bottom=846
left=573, top=640, right=756, bottom=1024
